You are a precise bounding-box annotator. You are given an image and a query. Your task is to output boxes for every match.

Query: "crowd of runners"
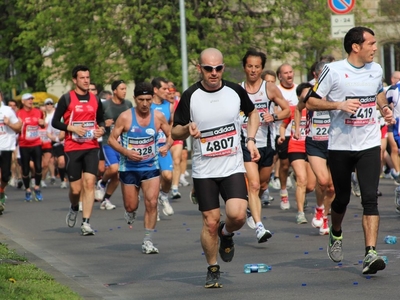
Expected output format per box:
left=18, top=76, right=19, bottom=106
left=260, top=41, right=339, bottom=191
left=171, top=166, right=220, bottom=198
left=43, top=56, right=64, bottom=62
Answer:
left=0, top=26, right=399, bottom=289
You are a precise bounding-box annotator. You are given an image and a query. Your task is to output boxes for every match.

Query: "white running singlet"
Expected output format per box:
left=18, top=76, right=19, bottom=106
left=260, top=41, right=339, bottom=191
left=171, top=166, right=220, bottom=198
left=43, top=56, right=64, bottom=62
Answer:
left=277, top=84, right=298, bottom=137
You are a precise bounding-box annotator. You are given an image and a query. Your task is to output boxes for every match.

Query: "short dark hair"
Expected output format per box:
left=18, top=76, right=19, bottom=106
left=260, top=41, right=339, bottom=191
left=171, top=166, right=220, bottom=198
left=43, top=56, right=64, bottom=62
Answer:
left=242, top=48, right=267, bottom=69
left=134, top=82, right=154, bottom=97
left=261, top=70, right=276, bottom=80
left=72, top=65, right=90, bottom=78
left=98, top=90, right=112, bottom=99
left=320, top=55, right=335, bottom=63
left=151, top=77, right=168, bottom=89
left=296, top=82, right=313, bottom=97
left=343, top=26, right=375, bottom=54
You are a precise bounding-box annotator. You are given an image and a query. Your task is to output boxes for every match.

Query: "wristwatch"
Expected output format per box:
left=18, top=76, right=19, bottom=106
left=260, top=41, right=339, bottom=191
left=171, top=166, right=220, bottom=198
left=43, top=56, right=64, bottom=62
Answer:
left=272, top=113, right=278, bottom=122
left=245, top=137, right=256, bottom=144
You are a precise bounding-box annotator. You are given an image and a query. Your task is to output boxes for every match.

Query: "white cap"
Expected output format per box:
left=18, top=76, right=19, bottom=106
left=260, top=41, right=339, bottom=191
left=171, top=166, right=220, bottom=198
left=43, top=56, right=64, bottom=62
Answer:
left=21, top=93, right=34, bottom=100
left=44, top=98, right=54, bottom=104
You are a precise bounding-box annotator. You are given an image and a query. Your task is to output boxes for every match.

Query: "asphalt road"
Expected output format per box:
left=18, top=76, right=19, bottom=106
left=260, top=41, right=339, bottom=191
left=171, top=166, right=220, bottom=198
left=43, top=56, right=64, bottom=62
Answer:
left=0, top=173, right=399, bottom=300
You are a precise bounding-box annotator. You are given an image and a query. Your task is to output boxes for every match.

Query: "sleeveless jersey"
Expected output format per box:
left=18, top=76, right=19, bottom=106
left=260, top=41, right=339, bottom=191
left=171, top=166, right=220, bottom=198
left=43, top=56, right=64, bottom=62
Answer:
left=314, top=59, right=383, bottom=151
left=283, top=106, right=306, bottom=153
left=174, top=80, right=254, bottom=179
left=240, top=81, right=275, bottom=149
left=17, top=108, right=44, bottom=147
left=306, top=110, right=330, bottom=141
left=119, top=108, right=158, bottom=172
left=277, top=84, right=298, bottom=137
left=151, top=100, right=170, bottom=145
left=63, top=91, right=99, bottom=152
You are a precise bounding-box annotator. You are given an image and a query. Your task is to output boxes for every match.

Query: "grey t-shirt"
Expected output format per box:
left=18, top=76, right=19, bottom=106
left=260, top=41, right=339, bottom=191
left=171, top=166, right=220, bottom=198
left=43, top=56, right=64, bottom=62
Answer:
left=102, top=99, right=133, bottom=144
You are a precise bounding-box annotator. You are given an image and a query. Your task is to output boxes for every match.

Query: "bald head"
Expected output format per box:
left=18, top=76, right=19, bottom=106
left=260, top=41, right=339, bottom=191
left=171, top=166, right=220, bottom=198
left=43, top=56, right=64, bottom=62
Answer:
left=199, top=48, right=223, bottom=65
left=391, top=71, right=400, bottom=85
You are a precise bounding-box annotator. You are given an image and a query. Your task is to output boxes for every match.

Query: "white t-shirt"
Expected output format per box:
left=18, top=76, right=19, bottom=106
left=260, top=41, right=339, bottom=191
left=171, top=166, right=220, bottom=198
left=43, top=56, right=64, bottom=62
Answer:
left=314, top=59, right=383, bottom=151
left=0, top=104, right=19, bottom=151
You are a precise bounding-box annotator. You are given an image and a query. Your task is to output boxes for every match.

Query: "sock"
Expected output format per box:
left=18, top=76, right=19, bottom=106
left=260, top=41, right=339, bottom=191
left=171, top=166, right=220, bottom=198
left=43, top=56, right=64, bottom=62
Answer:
left=172, top=185, right=178, bottom=190
left=144, top=228, right=154, bottom=242
left=82, top=218, right=90, bottom=224
left=365, top=246, right=376, bottom=256
left=102, top=194, right=111, bottom=202
left=208, top=262, right=218, bottom=266
left=222, top=224, right=232, bottom=236
left=160, top=191, right=168, bottom=199
left=255, top=222, right=264, bottom=229
left=280, top=189, right=288, bottom=196
left=316, top=204, right=324, bottom=210
left=331, top=227, right=342, bottom=237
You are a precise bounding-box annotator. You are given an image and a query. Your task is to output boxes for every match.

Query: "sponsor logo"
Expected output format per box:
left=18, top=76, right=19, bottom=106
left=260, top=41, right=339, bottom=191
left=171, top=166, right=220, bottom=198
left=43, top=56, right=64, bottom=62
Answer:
left=128, top=137, right=154, bottom=145
left=146, top=128, right=155, bottom=135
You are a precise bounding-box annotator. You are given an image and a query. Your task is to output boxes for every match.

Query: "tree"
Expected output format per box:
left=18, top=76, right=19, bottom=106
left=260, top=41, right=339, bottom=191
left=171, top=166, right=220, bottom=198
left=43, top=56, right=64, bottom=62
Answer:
left=4, top=0, right=339, bottom=93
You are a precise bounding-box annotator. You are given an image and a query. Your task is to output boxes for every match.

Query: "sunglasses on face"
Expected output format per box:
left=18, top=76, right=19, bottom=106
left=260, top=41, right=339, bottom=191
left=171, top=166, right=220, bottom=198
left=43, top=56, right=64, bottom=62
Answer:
left=45, top=103, right=53, bottom=105
left=200, top=64, right=224, bottom=72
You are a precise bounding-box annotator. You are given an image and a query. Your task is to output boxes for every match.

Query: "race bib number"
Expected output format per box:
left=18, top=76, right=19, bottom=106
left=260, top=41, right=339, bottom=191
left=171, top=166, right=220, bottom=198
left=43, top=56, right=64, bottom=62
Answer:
left=344, top=96, right=376, bottom=126
left=291, top=119, right=306, bottom=141
left=311, top=112, right=330, bottom=141
left=71, top=121, right=95, bottom=142
left=127, top=136, right=156, bottom=160
left=200, top=123, right=239, bottom=157
left=39, top=128, right=51, bottom=143
left=26, top=125, right=39, bottom=139
left=241, top=101, right=270, bottom=129
left=0, top=119, right=6, bottom=135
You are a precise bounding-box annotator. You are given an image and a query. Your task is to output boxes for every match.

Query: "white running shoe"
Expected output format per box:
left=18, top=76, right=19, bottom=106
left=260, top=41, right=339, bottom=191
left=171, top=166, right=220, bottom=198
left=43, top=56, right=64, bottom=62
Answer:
left=312, top=207, right=324, bottom=228
left=124, top=210, right=136, bottom=225
left=269, top=177, right=281, bottom=190
left=246, top=208, right=256, bottom=229
left=158, top=194, right=174, bottom=216
left=286, top=175, right=293, bottom=189
left=256, top=226, right=272, bottom=243
left=8, top=177, right=16, bottom=187
left=60, top=181, right=68, bottom=189
left=260, top=189, right=273, bottom=205
left=100, top=199, right=116, bottom=210
left=80, top=222, right=95, bottom=236
left=179, top=175, right=190, bottom=187
left=184, top=170, right=189, bottom=177
left=319, top=217, right=330, bottom=235
left=171, top=189, right=181, bottom=199
left=296, top=212, right=308, bottom=224
left=280, top=193, right=290, bottom=210
left=79, top=201, right=83, bottom=212
left=66, top=208, right=78, bottom=228
left=40, top=180, right=47, bottom=188
left=142, top=240, right=159, bottom=254
left=95, top=180, right=106, bottom=201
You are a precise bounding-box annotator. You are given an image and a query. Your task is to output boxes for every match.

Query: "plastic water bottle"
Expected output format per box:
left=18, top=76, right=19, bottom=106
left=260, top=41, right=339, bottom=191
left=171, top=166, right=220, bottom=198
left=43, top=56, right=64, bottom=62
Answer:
left=384, top=235, right=397, bottom=244
left=244, top=263, right=271, bottom=274
left=395, top=186, right=400, bottom=207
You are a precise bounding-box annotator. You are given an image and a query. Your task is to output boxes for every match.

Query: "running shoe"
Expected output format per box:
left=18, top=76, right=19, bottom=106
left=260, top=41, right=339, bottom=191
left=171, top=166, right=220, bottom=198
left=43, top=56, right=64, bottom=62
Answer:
left=8, top=177, right=16, bottom=187
left=100, top=199, right=116, bottom=210
left=40, top=180, right=47, bottom=188
left=246, top=208, right=256, bottom=229
left=312, top=207, right=324, bottom=228
left=184, top=170, right=189, bottom=177
left=256, top=226, right=272, bottom=243
left=319, top=217, right=330, bottom=235
left=142, top=240, right=159, bottom=254
left=158, top=194, right=174, bottom=216
left=0, top=203, right=4, bottom=215
left=269, top=177, right=281, bottom=190
left=25, top=191, right=32, bottom=202
left=79, top=201, right=83, bottom=212
left=0, top=192, right=6, bottom=205
left=17, top=179, right=23, bottom=189
left=376, top=190, right=382, bottom=197
left=34, top=189, right=43, bottom=202
left=189, top=189, right=198, bottom=205
left=179, top=175, right=190, bottom=187
left=205, top=265, right=222, bottom=288
left=327, top=227, right=343, bottom=262
left=280, top=193, right=290, bottom=210
left=124, top=210, right=136, bottom=225
left=81, top=222, right=95, bottom=236
left=390, top=169, right=400, bottom=185
left=95, top=180, right=106, bottom=201
left=296, top=212, right=308, bottom=224
left=60, top=181, right=68, bottom=189
left=66, top=207, right=78, bottom=228
left=260, top=189, right=273, bottom=206
left=287, top=174, right=294, bottom=189
left=171, top=189, right=181, bottom=200
left=351, top=181, right=361, bottom=197
left=362, top=250, right=386, bottom=274
left=218, top=221, right=235, bottom=262
left=50, top=177, right=56, bottom=185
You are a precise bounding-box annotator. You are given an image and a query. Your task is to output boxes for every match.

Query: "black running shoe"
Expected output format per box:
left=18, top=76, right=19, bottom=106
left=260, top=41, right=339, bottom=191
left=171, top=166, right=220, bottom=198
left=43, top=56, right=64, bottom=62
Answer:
left=218, top=221, right=235, bottom=262
left=205, top=265, right=222, bottom=288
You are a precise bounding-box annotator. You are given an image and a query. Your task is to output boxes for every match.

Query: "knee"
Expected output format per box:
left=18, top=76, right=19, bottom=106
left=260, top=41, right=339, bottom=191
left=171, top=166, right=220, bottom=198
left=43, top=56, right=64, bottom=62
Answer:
left=362, top=198, right=379, bottom=215
left=162, top=172, right=172, bottom=183
left=331, top=197, right=349, bottom=214
left=247, top=179, right=260, bottom=193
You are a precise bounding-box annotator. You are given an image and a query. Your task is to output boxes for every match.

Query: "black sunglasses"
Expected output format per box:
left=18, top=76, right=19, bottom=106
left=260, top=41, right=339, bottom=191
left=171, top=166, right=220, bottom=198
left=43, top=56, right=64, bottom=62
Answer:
left=200, top=64, right=224, bottom=72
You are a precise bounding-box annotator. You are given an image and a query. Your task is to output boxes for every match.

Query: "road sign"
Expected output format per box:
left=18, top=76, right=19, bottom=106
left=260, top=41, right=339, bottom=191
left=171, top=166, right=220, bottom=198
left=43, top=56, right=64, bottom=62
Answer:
left=331, top=14, right=354, bottom=38
left=328, top=0, right=355, bottom=15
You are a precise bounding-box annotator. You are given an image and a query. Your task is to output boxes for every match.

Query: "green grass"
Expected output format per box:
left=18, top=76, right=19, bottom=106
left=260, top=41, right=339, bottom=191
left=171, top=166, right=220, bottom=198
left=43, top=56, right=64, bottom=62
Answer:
left=0, top=243, right=82, bottom=300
